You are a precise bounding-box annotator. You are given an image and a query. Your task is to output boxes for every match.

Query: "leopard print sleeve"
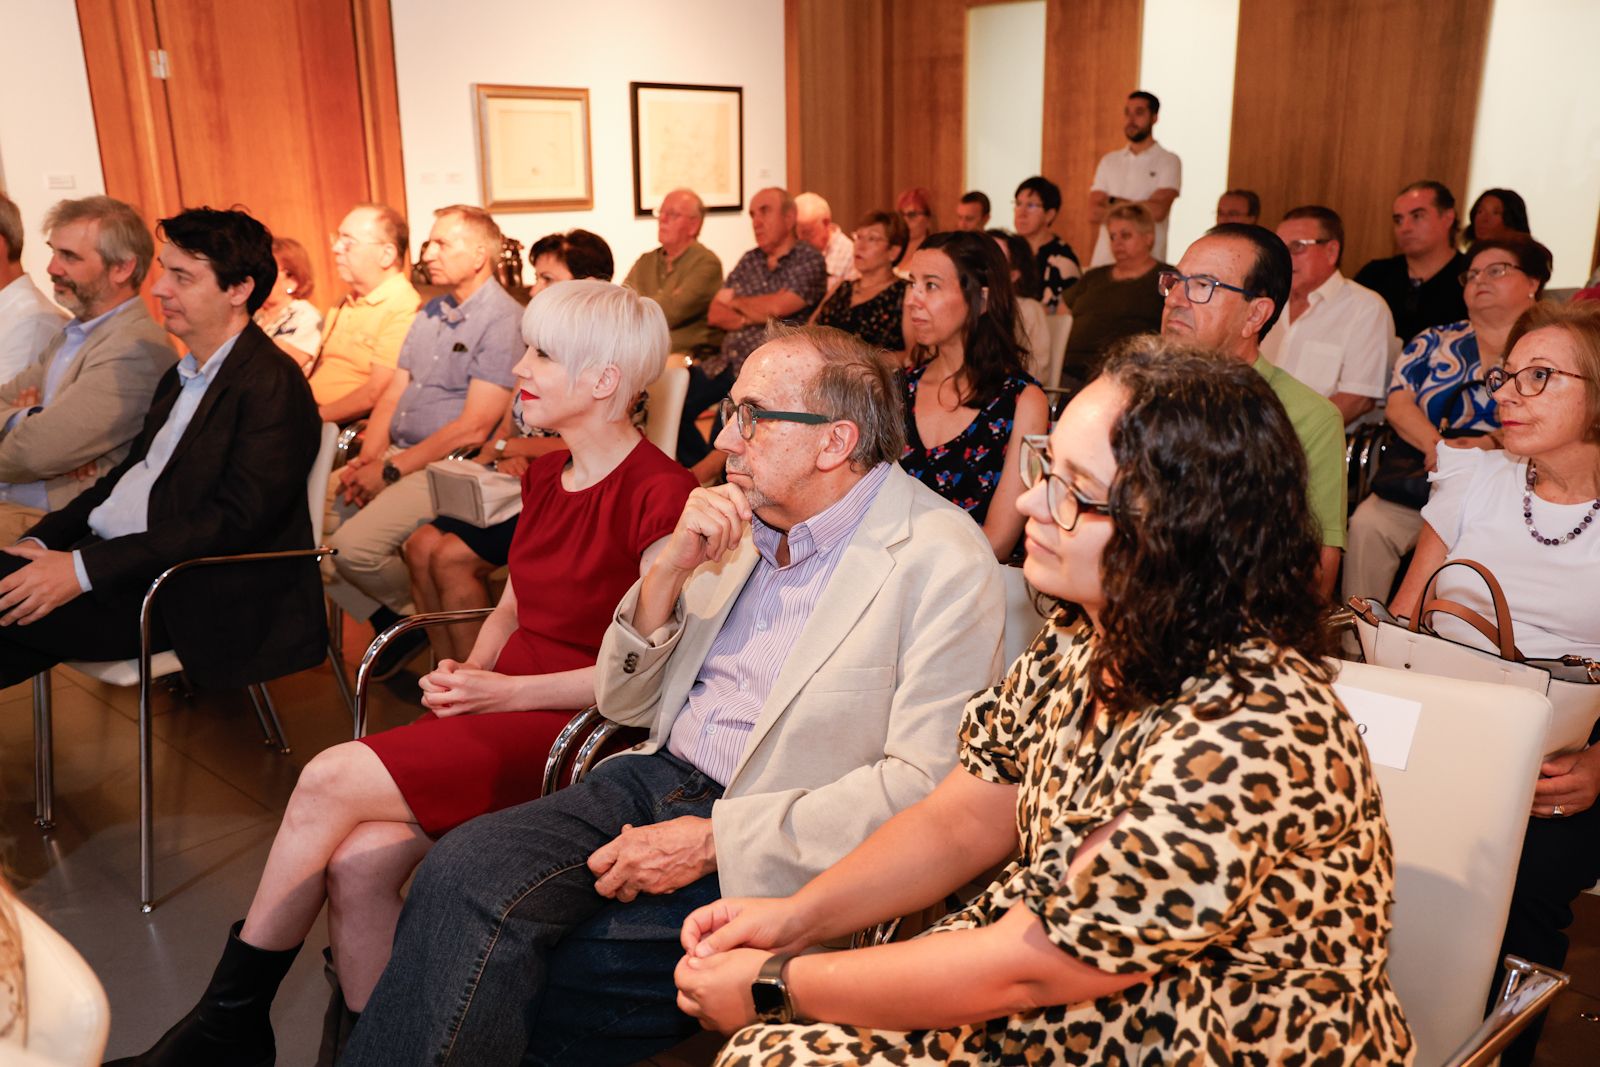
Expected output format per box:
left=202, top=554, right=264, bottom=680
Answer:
left=1012, top=647, right=1383, bottom=977
left=959, top=617, right=1080, bottom=784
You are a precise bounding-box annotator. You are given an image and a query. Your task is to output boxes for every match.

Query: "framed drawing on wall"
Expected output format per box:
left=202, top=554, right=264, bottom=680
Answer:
left=630, top=82, right=743, bottom=217
left=474, top=84, right=593, bottom=212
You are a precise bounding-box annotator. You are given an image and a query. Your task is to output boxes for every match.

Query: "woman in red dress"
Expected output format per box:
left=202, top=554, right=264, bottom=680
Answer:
left=114, top=280, right=698, bottom=1067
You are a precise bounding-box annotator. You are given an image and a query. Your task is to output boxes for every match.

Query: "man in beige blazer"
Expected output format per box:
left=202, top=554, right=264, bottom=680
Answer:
left=0, top=196, right=175, bottom=543
left=346, top=326, right=1006, bottom=1067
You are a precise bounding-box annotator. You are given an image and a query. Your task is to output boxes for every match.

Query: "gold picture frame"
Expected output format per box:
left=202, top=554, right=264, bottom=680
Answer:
left=474, top=84, right=593, bottom=212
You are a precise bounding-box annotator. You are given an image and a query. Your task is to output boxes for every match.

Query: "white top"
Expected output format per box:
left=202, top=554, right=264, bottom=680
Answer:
left=1421, top=446, right=1600, bottom=660
left=821, top=227, right=856, bottom=293
left=1261, top=272, right=1394, bottom=403
left=0, top=274, right=67, bottom=386
left=1089, top=141, right=1182, bottom=266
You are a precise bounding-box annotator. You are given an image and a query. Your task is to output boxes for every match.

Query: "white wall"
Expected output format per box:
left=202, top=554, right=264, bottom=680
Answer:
left=1137, top=0, right=1241, bottom=261
left=0, top=0, right=105, bottom=290
left=965, top=2, right=1045, bottom=207
left=390, top=0, right=787, bottom=280
left=1467, top=0, right=1600, bottom=289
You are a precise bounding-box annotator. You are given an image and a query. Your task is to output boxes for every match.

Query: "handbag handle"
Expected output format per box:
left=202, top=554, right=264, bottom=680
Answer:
left=1410, top=558, right=1520, bottom=661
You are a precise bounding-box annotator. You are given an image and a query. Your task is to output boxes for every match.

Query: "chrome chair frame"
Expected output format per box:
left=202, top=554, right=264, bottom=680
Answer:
left=1441, top=955, right=1569, bottom=1067
left=352, top=607, right=496, bottom=738
left=30, top=545, right=337, bottom=911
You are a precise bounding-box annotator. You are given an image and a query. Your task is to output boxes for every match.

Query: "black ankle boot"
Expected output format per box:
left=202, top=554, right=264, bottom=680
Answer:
left=314, top=947, right=360, bottom=1067
left=105, top=920, right=301, bottom=1067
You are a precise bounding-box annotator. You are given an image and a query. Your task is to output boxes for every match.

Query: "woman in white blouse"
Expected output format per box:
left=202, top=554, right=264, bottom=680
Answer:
left=1392, top=299, right=1600, bottom=1067
left=253, top=235, right=323, bottom=367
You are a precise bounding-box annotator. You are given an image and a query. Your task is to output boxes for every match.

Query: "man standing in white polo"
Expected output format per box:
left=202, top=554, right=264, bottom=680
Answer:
left=1087, top=90, right=1182, bottom=267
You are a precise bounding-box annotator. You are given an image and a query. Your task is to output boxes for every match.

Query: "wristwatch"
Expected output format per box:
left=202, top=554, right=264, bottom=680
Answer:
left=493, top=438, right=509, bottom=457
left=750, top=953, right=797, bottom=1024
left=381, top=460, right=402, bottom=485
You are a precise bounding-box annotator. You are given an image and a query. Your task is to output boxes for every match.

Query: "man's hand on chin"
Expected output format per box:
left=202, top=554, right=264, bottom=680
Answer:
left=0, top=543, right=84, bottom=625
left=587, top=816, right=717, bottom=903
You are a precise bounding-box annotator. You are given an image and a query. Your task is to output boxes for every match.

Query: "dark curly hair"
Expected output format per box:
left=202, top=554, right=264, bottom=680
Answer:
left=157, top=206, right=277, bottom=315
left=1082, top=334, right=1334, bottom=715
left=910, top=230, right=1026, bottom=408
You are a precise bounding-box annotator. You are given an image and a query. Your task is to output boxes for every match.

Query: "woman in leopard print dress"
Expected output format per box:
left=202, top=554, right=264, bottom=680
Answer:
left=674, top=336, right=1414, bottom=1065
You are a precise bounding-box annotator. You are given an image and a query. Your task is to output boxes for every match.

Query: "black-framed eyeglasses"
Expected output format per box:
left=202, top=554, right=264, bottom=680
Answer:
left=718, top=398, right=833, bottom=439
left=1459, top=262, right=1526, bottom=286
left=1286, top=238, right=1333, bottom=255
left=1483, top=365, right=1590, bottom=397
left=1156, top=270, right=1256, bottom=304
left=1019, top=435, right=1119, bottom=532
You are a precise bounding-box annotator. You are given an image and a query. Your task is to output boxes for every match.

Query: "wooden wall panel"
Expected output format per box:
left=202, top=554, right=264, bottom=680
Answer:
left=1040, top=0, right=1142, bottom=258
left=883, top=0, right=968, bottom=231
left=786, top=0, right=891, bottom=230
left=76, top=0, right=405, bottom=316
left=1228, top=0, right=1491, bottom=272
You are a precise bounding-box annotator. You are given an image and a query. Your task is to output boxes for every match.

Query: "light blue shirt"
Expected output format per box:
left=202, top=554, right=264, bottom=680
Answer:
left=72, top=330, right=242, bottom=591
left=0, top=298, right=136, bottom=510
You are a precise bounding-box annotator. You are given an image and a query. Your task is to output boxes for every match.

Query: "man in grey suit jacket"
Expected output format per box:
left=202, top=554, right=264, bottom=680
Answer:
left=0, top=196, right=175, bottom=543
left=345, top=326, right=1006, bottom=1067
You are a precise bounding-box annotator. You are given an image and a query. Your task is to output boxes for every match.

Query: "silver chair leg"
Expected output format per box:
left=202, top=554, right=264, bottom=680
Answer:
left=139, top=647, right=154, bottom=912
left=257, top=683, right=291, bottom=755
left=32, top=673, right=54, bottom=831
left=246, top=684, right=276, bottom=747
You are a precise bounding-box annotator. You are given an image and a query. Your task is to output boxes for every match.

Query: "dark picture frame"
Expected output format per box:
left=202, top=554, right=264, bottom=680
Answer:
left=629, top=81, right=744, bottom=217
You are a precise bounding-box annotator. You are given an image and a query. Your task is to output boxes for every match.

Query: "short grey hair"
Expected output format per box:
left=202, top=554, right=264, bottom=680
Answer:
left=434, top=204, right=503, bottom=257
left=43, top=196, right=155, bottom=286
left=755, top=186, right=796, bottom=217
left=0, top=194, right=23, bottom=262
left=794, top=191, right=831, bottom=223
left=522, top=280, right=669, bottom=423
left=665, top=188, right=705, bottom=220
left=767, top=323, right=905, bottom=469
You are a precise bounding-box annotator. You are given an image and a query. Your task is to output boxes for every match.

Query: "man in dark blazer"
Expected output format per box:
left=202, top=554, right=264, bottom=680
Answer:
left=0, top=206, right=325, bottom=690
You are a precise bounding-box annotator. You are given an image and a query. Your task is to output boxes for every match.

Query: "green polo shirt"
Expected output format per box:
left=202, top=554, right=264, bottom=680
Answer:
left=1255, top=357, right=1347, bottom=549
left=623, top=240, right=725, bottom=353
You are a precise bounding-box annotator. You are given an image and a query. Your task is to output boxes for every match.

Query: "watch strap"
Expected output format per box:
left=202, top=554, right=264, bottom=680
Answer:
left=751, top=953, right=797, bottom=1024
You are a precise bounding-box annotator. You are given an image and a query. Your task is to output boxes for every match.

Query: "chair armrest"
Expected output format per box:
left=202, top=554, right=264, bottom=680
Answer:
left=137, top=546, right=337, bottom=672
left=1442, top=955, right=1569, bottom=1067
left=353, top=608, right=495, bottom=737
left=542, top=706, right=602, bottom=797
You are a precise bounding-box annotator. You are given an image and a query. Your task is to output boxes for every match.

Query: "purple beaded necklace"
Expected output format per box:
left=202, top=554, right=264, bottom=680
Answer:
left=1523, top=460, right=1600, bottom=546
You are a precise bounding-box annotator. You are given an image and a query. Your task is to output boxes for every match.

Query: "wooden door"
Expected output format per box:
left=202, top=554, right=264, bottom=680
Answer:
left=76, top=0, right=404, bottom=316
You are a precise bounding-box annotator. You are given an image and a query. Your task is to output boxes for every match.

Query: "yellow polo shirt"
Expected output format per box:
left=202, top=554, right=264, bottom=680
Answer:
left=309, top=272, right=422, bottom=405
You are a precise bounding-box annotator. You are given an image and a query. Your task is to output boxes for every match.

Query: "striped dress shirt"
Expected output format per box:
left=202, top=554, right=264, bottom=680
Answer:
left=666, top=462, right=891, bottom=785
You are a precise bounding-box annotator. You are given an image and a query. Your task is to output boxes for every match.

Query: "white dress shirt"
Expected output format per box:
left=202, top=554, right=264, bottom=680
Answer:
left=74, top=330, right=242, bottom=590
left=0, top=275, right=67, bottom=385
left=1261, top=271, right=1395, bottom=404
left=1089, top=141, right=1182, bottom=266
left=821, top=227, right=856, bottom=293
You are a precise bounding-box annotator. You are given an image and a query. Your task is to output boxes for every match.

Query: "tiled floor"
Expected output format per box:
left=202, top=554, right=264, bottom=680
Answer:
left=3, top=632, right=1598, bottom=1064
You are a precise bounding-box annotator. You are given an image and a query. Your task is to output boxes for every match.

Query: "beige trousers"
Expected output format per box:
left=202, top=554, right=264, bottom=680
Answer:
left=0, top=502, right=46, bottom=545
left=324, top=450, right=434, bottom=619
left=1342, top=494, right=1425, bottom=603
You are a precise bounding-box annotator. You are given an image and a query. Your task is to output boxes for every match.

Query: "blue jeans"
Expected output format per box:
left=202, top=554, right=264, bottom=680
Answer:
left=340, top=751, right=724, bottom=1067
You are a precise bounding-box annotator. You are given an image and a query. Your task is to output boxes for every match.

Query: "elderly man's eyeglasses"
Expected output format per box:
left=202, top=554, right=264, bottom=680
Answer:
left=1483, top=365, right=1590, bottom=397
left=1019, top=436, right=1119, bottom=532
left=718, top=398, right=832, bottom=439
left=1156, top=270, right=1255, bottom=304
left=1286, top=238, right=1333, bottom=255
left=329, top=233, right=384, bottom=252
left=1459, top=262, right=1525, bottom=286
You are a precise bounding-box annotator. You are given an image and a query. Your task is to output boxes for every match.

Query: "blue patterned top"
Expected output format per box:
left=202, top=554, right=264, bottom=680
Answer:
left=1388, top=320, right=1499, bottom=431
left=900, top=366, right=1035, bottom=524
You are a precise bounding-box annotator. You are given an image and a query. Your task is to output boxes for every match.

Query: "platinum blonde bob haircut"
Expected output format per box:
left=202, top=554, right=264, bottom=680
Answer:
left=521, top=279, right=670, bottom=423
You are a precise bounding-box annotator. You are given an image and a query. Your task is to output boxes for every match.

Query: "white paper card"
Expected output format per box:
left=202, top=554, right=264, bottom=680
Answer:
left=1334, top=683, right=1423, bottom=771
